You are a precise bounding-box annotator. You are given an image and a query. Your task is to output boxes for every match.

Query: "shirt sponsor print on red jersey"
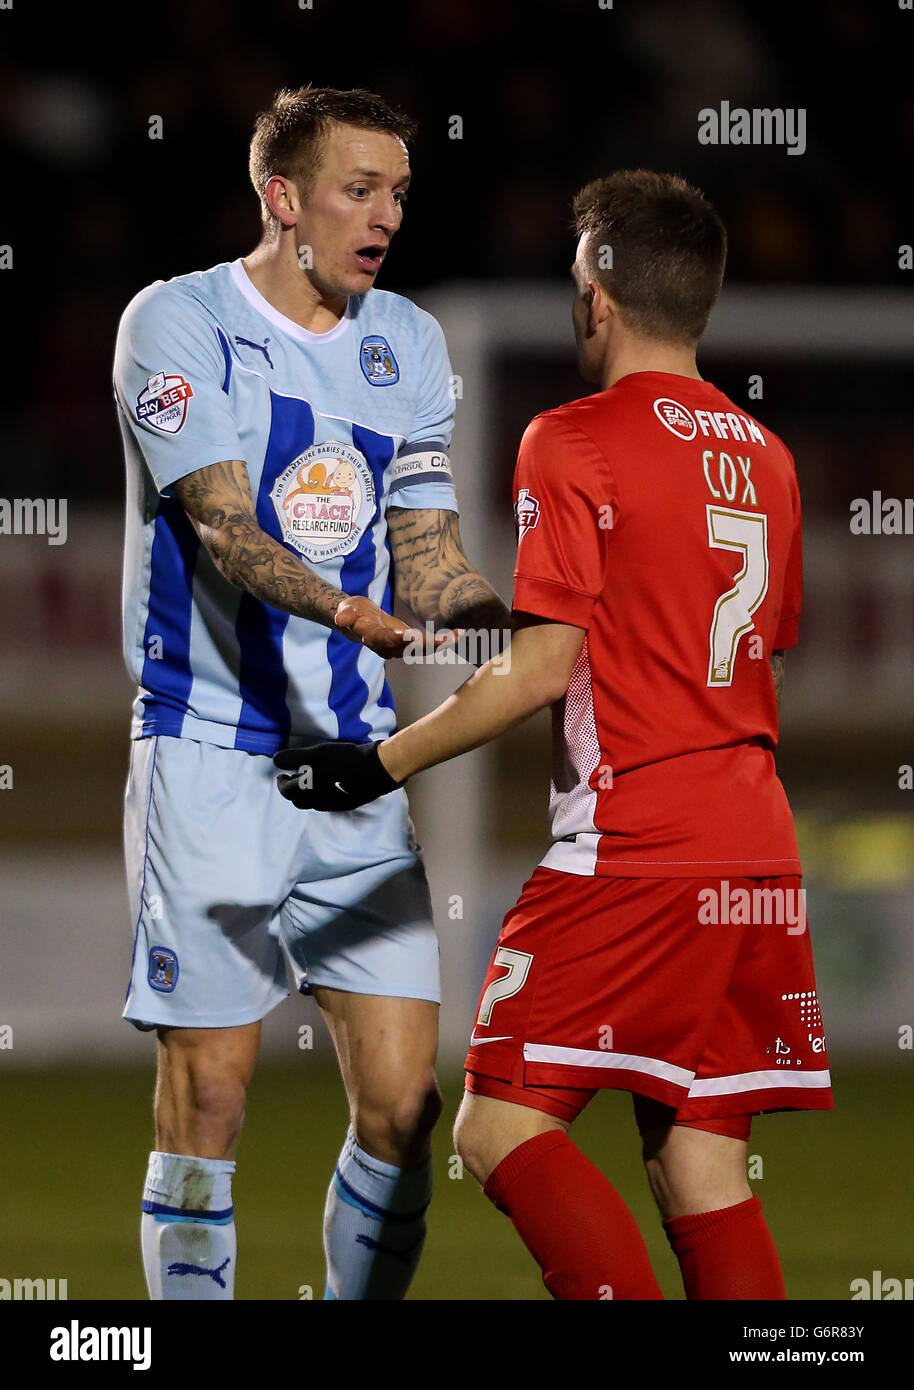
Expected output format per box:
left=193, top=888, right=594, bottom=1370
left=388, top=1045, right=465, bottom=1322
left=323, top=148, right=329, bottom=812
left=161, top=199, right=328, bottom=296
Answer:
left=135, top=371, right=195, bottom=434
left=653, top=395, right=767, bottom=447
left=653, top=396, right=698, bottom=440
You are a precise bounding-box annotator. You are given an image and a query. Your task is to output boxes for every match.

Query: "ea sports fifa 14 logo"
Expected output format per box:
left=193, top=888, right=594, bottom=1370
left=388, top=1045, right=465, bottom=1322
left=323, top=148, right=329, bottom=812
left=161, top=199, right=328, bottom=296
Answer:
left=653, top=398, right=697, bottom=440
left=653, top=397, right=767, bottom=446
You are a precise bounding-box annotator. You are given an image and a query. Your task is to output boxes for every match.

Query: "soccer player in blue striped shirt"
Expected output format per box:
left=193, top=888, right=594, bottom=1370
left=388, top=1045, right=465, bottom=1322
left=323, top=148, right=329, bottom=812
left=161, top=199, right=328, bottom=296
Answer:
left=113, top=86, right=510, bottom=1300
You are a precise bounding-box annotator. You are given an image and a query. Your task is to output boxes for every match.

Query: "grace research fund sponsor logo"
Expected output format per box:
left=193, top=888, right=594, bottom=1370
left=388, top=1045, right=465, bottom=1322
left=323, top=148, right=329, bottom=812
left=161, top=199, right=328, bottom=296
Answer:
left=271, top=441, right=376, bottom=563
left=135, top=371, right=194, bottom=433
left=653, top=397, right=698, bottom=441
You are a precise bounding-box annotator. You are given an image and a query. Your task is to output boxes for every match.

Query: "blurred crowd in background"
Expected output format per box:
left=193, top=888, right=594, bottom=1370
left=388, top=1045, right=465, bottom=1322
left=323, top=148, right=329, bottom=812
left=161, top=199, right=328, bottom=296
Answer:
left=1, top=0, right=911, bottom=512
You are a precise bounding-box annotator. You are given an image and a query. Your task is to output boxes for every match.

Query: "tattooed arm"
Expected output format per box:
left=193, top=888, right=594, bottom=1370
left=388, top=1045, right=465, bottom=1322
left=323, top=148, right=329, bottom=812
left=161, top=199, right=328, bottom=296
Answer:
left=173, top=460, right=420, bottom=658
left=387, top=508, right=512, bottom=640
left=771, top=649, right=786, bottom=706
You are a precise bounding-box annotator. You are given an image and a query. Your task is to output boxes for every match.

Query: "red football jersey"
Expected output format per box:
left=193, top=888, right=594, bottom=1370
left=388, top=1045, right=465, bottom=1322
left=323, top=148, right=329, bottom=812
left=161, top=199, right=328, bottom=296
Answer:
left=512, top=370, right=802, bottom=877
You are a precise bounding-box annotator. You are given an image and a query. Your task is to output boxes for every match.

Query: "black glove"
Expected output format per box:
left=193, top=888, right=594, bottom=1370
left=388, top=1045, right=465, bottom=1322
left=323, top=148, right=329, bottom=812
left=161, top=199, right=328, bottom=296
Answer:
left=273, top=740, right=403, bottom=812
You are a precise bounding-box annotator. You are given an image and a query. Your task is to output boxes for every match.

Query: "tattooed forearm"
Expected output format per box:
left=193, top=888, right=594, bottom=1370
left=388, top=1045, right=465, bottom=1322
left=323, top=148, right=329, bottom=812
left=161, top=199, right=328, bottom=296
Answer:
left=174, top=460, right=346, bottom=627
left=387, top=507, right=512, bottom=632
left=437, top=573, right=512, bottom=631
left=771, top=649, right=786, bottom=705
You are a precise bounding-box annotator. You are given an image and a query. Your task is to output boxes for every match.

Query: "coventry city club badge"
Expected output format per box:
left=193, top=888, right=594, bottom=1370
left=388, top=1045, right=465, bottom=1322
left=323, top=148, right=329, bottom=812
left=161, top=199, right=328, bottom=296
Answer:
left=148, top=946, right=179, bottom=993
left=359, top=335, right=399, bottom=385
left=270, top=440, right=376, bottom=564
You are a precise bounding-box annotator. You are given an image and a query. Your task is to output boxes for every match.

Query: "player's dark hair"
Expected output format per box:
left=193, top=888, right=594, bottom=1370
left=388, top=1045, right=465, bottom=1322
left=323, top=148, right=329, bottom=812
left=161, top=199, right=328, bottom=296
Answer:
left=249, top=86, right=417, bottom=229
left=572, top=170, right=727, bottom=345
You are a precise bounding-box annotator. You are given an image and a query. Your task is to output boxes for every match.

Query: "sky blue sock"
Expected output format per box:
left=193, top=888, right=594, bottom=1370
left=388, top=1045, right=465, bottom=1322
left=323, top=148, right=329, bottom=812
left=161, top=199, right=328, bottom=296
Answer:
left=323, top=1127, right=431, bottom=1300
left=141, top=1151, right=236, bottom=1300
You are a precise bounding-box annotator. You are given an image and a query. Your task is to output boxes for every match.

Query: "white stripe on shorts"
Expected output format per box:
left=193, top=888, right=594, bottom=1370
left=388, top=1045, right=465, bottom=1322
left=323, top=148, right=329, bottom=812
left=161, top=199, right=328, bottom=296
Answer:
left=687, top=1068, right=831, bottom=1098
left=523, top=1042, right=694, bottom=1089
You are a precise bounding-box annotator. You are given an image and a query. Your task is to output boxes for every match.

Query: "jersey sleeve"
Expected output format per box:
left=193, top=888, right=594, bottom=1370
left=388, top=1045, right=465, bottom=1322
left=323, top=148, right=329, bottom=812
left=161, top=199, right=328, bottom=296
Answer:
left=774, top=452, right=802, bottom=649
left=512, top=413, right=618, bottom=629
left=113, top=282, right=244, bottom=497
left=387, top=310, right=458, bottom=514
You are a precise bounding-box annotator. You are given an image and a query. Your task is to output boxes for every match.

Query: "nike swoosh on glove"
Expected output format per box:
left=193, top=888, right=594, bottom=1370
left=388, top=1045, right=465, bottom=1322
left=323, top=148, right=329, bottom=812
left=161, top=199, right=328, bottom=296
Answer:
left=273, top=741, right=403, bottom=811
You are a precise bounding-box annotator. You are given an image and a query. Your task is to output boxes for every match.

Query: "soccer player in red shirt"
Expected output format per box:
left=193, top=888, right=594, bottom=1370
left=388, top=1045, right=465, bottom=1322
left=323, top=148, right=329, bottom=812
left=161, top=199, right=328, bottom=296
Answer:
left=277, top=170, right=832, bottom=1300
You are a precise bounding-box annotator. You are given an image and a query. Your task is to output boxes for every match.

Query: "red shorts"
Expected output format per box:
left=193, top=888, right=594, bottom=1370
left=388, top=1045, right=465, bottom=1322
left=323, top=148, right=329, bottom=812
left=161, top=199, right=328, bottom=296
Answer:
left=464, top=867, right=833, bottom=1127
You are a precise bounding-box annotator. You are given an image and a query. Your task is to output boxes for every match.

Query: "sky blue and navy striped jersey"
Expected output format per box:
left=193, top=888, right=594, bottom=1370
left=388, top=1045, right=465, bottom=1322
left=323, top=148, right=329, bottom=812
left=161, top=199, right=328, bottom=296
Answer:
left=113, top=259, right=459, bottom=754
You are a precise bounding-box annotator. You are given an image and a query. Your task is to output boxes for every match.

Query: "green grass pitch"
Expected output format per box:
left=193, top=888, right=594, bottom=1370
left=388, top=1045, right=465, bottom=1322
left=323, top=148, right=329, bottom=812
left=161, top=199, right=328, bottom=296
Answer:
left=1, top=1064, right=906, bottom=1300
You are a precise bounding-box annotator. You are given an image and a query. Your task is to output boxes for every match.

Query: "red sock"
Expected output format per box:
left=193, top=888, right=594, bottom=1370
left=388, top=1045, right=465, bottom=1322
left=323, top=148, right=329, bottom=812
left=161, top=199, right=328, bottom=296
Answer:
left=483, top=1131, right=664, bottom=1300
left=664, top=1195, right=785, bottom=1299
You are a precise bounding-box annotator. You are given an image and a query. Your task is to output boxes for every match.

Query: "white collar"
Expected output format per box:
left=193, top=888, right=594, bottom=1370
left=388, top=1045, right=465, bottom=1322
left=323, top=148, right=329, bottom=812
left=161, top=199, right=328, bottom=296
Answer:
left=229, top=258, right=352, bottom=345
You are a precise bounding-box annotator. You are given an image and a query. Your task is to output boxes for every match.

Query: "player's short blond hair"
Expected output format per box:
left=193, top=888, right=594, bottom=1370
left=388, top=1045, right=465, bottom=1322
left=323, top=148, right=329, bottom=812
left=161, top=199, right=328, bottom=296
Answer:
left=249, top=86, right=417, bottom=230
left=573, top=170, right=727, bottom=345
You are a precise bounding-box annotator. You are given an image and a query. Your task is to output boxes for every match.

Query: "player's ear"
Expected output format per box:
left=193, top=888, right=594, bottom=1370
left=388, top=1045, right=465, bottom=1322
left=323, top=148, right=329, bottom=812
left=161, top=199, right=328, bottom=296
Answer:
left=588, top=279, right=613, bottom=331
left=264, top=174, right=299, bottom=229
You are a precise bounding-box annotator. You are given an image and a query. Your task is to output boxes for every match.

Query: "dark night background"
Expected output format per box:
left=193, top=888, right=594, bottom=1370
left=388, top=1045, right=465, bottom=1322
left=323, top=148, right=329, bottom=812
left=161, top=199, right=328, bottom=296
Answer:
left=1, top=0, right=912, bottom=510
left=0, top=0, right=912, bottom=1307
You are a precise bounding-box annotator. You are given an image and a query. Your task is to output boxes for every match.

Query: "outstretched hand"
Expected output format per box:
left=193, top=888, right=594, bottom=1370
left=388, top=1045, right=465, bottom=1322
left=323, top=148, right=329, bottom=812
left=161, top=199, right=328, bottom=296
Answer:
left=334, top=596, right=454, bottom=659
left=273, top=740, right=403, bottom=812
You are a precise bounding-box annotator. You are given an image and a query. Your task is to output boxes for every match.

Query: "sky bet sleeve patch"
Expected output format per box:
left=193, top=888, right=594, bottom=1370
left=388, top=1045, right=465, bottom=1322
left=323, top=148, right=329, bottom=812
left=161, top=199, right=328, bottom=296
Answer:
left=135, top=371, right=195, bottom=434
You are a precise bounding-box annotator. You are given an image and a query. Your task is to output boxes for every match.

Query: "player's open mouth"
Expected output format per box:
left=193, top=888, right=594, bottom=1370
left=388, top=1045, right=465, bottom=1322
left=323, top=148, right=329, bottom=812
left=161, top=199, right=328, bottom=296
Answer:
left=355, top=246, right=386, bottom=274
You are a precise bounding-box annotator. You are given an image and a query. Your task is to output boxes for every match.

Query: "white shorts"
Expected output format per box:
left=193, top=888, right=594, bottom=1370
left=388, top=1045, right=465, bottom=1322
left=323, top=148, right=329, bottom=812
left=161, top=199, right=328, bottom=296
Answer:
left=123, top=735, right=440, bottom=1030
